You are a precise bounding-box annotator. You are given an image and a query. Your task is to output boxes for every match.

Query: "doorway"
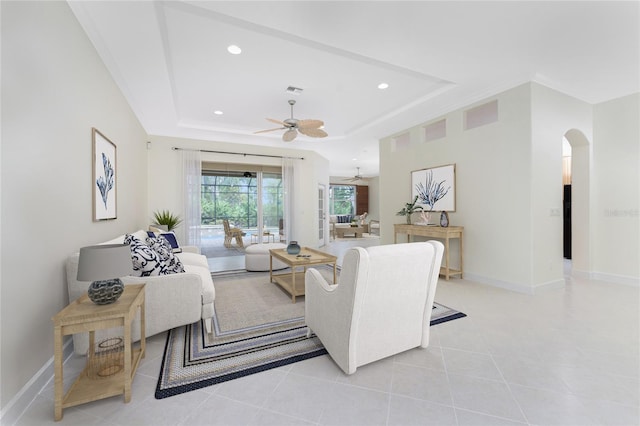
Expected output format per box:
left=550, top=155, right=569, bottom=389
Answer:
left=562, top=137, right=572, bottom=259
left=200, top=167, right=283, bottom=262
left=562, top=129, right=591, bottom=275
left=318, top=185, right=326, bottom=246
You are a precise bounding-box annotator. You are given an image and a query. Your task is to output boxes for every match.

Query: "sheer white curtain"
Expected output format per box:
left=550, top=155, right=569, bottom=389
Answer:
left=182, top=149, right=202, bottom=247
left=282, top=157, right=301, bottom=243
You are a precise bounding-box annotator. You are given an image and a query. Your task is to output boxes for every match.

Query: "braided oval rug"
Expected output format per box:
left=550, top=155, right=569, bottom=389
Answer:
left=155, top=269, right=465, bottom=398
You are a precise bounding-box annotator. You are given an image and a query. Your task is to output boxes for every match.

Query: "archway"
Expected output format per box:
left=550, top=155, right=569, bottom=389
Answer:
left=563, top=129, right=591, bottom=276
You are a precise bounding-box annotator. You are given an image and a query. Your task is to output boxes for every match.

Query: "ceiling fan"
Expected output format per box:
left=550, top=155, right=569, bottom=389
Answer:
left=344, top=167, right=365, bottom=182
left=254, top=99, right=328, bottom=142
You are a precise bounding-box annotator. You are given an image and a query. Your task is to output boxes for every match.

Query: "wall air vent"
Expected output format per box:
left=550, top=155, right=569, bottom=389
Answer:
left=423, top=119, right=446, bottom=142
left=391, top=133, right=410, bottom=152
left=285, top=86, right=304, bottom=95
left=464, top=99, right=498, bottom=130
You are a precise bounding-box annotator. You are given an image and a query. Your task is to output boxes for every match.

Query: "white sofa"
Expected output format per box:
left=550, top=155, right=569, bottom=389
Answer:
left=66, top=230, right=215, bottom=355
left=305, top=241, right=444, bottom=374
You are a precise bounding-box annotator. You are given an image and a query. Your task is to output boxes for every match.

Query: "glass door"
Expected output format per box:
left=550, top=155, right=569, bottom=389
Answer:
left=318, top=184, right=326, bottom=246
left=200, top=168, right=282, bottom=247
left=261, top=172, right=284, bottom=243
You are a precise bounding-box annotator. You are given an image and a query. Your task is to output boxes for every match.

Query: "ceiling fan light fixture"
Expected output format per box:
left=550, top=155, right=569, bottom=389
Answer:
left=255, top=100, right=327, bottom=142
left=343, top=167, right=365, bottom=182
left=213, top=110, right=223, bottom=115
left=378, top=82, right=389, bottom=89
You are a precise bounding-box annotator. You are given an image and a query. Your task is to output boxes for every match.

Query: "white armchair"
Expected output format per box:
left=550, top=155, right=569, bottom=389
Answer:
left=304, top=241, right=444, bottom=374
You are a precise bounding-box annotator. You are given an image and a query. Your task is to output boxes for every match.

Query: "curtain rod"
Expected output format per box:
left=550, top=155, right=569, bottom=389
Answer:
left=172, top=147, right=304, bottom=160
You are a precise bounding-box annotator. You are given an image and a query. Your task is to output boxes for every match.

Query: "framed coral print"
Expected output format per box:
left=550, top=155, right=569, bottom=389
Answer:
left=411, top=164, right=456, bottom=212
left=92, top=128, right=117, bottom=221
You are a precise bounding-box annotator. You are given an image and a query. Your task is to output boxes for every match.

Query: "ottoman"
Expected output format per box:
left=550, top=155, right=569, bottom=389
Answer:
left=245, top=242, right=288, bottom=272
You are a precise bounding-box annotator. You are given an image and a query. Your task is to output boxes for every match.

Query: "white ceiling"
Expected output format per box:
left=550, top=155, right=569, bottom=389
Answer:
left=69, top=1, right=639, bottom=178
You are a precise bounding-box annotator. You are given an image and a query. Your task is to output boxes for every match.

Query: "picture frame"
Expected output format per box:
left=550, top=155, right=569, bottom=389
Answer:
left=411, top=164, right=456, bottom=212
left=92, top=128, right=117, bottom=221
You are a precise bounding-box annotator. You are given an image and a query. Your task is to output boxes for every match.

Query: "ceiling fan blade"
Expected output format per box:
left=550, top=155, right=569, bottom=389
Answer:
left=254, top=127, right=285, bottom=134
left=299, top=127, right=328, bottom=138
left=282, top=128, right=297, bottom=142
left=266, top=118, right=286, bottom=126
left=298, top=119, right=324, bottom=129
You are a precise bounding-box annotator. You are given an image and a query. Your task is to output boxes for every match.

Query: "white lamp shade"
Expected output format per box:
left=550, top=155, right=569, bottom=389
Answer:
left=77, top=244, right=133, bottom=282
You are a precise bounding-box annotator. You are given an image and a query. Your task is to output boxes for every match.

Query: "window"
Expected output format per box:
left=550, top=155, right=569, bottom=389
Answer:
left=261, top=172, right=284, bottom=230
left=201, top=169, right=282, bottom=232
left=329, top=185, right=356, bottom=215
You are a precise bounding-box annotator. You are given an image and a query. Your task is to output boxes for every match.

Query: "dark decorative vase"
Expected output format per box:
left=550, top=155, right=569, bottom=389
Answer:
left=87, top=278, right=125, bottom=305
left=286, top=241, right=301, bottom=255
left=440, top=211, right=450, bottom=227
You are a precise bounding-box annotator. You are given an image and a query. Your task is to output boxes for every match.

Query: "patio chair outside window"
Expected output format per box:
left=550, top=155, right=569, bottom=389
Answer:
left=223, top=219, right=245, bottom=248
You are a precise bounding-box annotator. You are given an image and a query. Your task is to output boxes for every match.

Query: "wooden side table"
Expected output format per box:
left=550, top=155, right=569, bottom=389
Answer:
left=52, top=284, right=145, bottom=421
left=394, top=224, right=464, bottom=280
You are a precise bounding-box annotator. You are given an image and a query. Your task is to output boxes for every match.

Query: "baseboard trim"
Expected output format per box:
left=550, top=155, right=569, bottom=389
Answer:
left=590, top=271, right=640, bottom=287
left=532, top=278, right=566, bottom=292
left=571, top=268, right=591, bottom=280
left=0, top=339, right=73, bottom=425
left=572, top=268, right=639, bottom=286
left=463, top=273, right=538, bottom=295
left=465, top=270, right=638, bottom=293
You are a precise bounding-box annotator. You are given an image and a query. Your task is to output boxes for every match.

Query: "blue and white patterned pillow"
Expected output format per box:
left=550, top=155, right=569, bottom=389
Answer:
left=159, top=232, right=182, bottom=253
left=146, top=236, right=185, bottom=274
left=124, top=234, right=167, bottom=277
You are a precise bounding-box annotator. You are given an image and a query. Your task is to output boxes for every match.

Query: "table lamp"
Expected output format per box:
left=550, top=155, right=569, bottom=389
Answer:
left=77, top=244, right=133, bottom=305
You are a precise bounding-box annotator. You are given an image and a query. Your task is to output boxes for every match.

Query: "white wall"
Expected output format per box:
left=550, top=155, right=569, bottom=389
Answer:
left=368, top=176, right=380, bottom=221
left=1, top=1, right=148, bottom=413
left=146, top=136, right=330, bottom=248
left=380, top=84, right=536, bottom=292
left=530, top=83, right=593, bottom=288
left=379, top=83, right=639, bottom=292
left=592, top=93, right=640, bottom=282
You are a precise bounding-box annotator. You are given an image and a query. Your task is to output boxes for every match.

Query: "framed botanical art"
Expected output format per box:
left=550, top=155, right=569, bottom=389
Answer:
left=92, top=128, right=117, bottom=221
left=411, top=164, right=456, bottom=212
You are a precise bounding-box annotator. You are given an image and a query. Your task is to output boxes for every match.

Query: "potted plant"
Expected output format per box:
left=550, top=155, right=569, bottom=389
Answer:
left=396, top=196, right=424, bottom=225
left=152, top=210, right=182, bottom=231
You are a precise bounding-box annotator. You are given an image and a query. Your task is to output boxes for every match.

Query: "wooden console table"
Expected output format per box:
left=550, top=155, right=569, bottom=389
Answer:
left=52, top=284, right=146, bottom=421
left=394, top=224, right=464, bottom=280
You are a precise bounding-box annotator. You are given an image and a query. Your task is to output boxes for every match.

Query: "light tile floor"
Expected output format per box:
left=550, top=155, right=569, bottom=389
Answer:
left=15, top=243, right=640, bottom=425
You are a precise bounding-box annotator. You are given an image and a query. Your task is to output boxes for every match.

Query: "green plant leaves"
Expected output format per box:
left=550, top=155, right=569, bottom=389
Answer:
left=153, top=210, right=182, bottom=231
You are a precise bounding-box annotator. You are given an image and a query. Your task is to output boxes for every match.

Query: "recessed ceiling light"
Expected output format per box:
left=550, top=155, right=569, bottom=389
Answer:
left=378, top=82, right=389, bottom=89
left=227, top=45, right=242, bottom=55
left=213, top=110, right=223, bottom=115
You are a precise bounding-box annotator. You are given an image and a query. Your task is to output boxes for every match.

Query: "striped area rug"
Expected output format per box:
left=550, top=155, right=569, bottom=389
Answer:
left=155, top=270, right=465, bottom=398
